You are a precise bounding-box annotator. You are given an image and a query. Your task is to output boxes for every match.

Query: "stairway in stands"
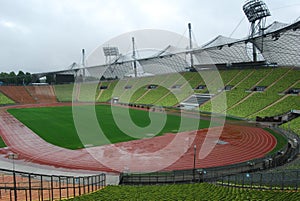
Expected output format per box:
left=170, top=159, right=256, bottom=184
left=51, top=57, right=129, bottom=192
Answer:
left=180, top=94, right=213, bottom=109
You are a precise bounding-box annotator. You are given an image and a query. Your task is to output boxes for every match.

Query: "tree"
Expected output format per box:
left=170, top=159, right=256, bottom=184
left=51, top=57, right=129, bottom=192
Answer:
left=0, top=72, right=9, bottom=84
left=8, top=71, right=17, bottom=85
left=24, top=72, right=32, bottom=85
left=17, top=71, right=25, bottom=85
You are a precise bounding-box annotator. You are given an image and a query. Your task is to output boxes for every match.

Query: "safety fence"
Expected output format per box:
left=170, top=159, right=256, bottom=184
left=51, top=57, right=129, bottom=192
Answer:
left=0, top=168, right=105, bottom=201
left=217, top=170, right=300, bottom=191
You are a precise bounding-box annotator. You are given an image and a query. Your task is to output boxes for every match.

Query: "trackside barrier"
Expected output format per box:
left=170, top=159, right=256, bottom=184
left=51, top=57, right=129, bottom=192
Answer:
left=120, top=128, right=300, bottom=190
left=0, top=168, right=105, bottom=201
left=217, top=170, right=300, bottom=191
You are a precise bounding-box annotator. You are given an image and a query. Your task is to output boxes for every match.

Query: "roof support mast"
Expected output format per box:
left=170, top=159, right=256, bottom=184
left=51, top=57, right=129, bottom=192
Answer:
left=188, top=23, right=194, bottom=68
left=250, top=23, right=257, bottom=62
left=81, top=49, right=86, bottom=80
left=132, top=37, right=137, bottom=78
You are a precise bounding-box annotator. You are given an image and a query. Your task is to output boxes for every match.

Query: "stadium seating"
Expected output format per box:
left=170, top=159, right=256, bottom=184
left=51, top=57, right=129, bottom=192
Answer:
left=280, top=117, right=300, bottom=136
left=97, top=81, right=117, bottom=102
left=1, top=68, right=299, bottom=119
left=0, top=86, right=36, bottom=104
left=25, top=85, right=57, bottom=103
left=54, top=84, right=74, bottom=102
left=250, top=96, right=300, bottom=118
left=227, top=68, right=300, bottom=118
left=64, top=183, right=300, bottom=201
left=93, top=68, right=300, bottom=114
left=200, top=68, right=300, bottom=119
left=77, top=82, right=99, bottom=102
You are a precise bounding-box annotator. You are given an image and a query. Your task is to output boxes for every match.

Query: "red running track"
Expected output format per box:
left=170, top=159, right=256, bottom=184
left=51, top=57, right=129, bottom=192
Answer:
left=0, top=104, right=277, bottom=173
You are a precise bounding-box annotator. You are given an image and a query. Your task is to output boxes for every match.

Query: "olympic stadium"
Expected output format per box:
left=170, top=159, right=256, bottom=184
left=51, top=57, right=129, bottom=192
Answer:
left=0, top=0, right=300, bottom=200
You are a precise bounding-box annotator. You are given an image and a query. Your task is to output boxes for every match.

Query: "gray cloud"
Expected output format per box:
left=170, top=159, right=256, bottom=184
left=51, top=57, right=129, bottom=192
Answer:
left=0, top=0, right=299, bottom=73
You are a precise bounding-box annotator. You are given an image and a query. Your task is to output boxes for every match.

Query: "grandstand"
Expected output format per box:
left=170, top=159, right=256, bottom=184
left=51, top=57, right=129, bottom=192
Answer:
left=0, top=86, right=36, bottom=104
left=3, top=68, right=298, bottom=120
left=0, top=85, right=57, bottom=104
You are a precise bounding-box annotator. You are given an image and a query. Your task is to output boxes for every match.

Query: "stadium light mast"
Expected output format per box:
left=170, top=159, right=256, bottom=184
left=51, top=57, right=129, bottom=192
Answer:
left=132, top=37, right=137, bottom=78
left=243, top=0, right=271, bottom=62
left=103, top=46, right=120, bottom=76
left=188, top=23, right=194, bottom=69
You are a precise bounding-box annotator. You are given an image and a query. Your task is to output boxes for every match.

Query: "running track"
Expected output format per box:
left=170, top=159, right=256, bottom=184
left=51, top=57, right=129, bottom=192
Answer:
left=0, top=103, right=277, bottom=173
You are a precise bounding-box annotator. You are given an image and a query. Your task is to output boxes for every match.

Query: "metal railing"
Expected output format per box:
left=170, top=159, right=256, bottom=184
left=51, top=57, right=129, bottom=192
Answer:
left=217, top=169, right=300, bottom=191
left=0, top=168, right=105, bottom=201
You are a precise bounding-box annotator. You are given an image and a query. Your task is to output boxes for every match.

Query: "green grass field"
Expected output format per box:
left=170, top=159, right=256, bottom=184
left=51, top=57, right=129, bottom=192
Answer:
left=63, top=183, right=300, bottom=201
left=8, top=105, right=210, bottom=150
left=264, top=128, right=288, bottom=155
left=0, top=136, right=6, bottom=148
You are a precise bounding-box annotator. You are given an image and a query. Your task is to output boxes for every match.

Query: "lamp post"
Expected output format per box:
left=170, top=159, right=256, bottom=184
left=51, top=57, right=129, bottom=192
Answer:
left=8, top=153, right=18, bottom=201
left=193, top=145, right=196, bottom=182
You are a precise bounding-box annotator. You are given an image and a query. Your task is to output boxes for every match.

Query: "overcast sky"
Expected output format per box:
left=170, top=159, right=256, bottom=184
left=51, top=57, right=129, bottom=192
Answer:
left=0, top=0, right=299, bottom=73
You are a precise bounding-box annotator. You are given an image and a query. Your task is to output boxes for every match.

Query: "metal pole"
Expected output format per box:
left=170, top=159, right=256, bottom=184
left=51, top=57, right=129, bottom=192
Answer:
left=188, top=23, right=194, bottom=68
left=8, top=153, right=18, bottom=201
left=51, top=176, right=54, bottom=200
left=28, top=174, right=32, bottom=201
left=193, top=145, right=196, bottom=182
left=83, top=177, right=86, bottom=194
left=132, top=37, right=137, bottom=78
left=251, top=22, right=257, bottom=62
left=59, top=176, right=62, bottom=200
left=73, top=177, right=76, bottom=197
left=40, top=175, right=43, bottom=201
left=92, top=176, right=94, bottom=192
left=13, top=169, right=17, bottom=201
left=66, top=177, right=69, bottom=198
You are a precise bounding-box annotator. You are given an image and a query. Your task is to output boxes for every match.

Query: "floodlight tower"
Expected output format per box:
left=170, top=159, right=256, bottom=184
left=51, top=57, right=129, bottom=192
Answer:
left=103, top=46, right=119, bottom=64
left=103, top=46, right=120, bottom=75
left=243, top=0, right=271, bottom=62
